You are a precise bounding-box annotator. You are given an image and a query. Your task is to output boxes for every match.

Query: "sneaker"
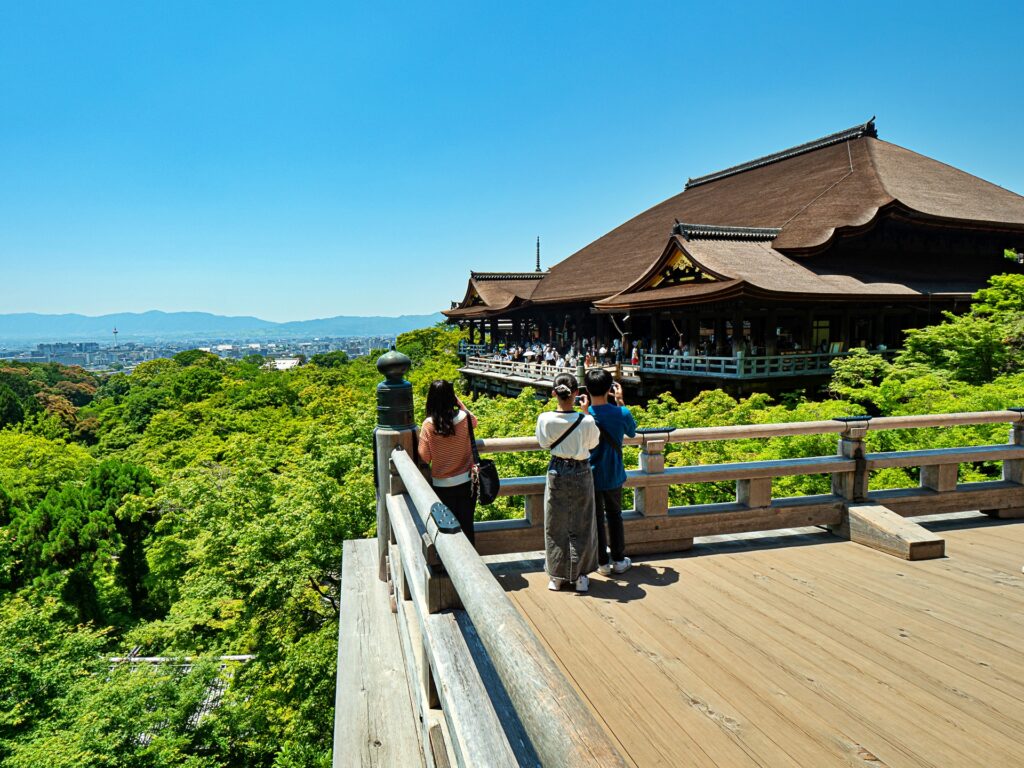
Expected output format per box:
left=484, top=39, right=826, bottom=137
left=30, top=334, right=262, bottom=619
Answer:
left=548, top=578, right=562, bottom=591
left=611, top=557, right=632, bottom=574
left=596, top=563, right=613, bottom=576
left=574, top=574, right=590, bottom=593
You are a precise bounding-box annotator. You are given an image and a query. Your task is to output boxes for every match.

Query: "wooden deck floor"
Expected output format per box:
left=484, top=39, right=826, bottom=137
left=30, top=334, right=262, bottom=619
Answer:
left=495, top=518, right=1024, bottom=767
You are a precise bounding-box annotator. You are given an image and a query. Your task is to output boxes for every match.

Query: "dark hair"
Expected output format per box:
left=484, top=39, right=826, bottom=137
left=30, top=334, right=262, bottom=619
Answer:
left=552, top=373, right=578, bottom=401
left=584, top=367, right=612, bottom=397
left=426, top=380, right=459, bottom=437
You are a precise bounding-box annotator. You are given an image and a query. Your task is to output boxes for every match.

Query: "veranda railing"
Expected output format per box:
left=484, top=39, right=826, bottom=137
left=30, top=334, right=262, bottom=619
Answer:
left=373, top=374, right=1024, bottom=766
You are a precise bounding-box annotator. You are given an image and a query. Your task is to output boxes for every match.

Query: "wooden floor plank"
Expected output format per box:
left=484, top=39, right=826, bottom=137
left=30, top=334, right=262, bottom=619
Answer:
left=709, top=549, right=1024, bottom=753
left=640, top=569, right=942, bottom=768
left=584, top=586, right=876, bottom=768
left=732, top=547, right=1024, bottom=704
left=335, top=539, right=424, bottom=768
left=499, top=523, right=1024, bottom=768
left=512, top=582, right=732, bottom=768
left=679, top=558, right=989, bottom=767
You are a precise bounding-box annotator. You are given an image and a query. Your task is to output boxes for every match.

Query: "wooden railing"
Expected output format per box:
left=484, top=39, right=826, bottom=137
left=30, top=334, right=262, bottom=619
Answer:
left=462, top=355, right=640, bottom=383
left=639, top=350, right=895, bottom=378
left=374, top=408, right=1024, bottom=765
left=457, top=341, right=491, bottom=356
left=469, top=409, right=1024, bottom=557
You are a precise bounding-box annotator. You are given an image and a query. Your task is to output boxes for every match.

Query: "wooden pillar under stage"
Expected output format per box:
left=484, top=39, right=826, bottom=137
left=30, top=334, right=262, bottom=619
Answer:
left=468, top=321, right=476, bottom=344
left=714, top=316, right=728, bottom=356
left=765, top=310, right=778, bottom=355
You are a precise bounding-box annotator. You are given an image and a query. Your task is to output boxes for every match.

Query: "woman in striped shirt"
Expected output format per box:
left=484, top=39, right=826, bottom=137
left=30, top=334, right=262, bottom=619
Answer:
left=418, top=379, right=478, bottom=545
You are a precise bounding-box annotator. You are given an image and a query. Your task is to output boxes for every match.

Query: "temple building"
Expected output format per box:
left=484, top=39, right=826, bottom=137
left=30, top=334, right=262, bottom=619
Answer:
left=444, top=119, right=1024, bottom=395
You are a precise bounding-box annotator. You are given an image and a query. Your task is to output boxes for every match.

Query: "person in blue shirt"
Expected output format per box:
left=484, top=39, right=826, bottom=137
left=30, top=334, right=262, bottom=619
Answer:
left=581, top=368, right=637, bottom=575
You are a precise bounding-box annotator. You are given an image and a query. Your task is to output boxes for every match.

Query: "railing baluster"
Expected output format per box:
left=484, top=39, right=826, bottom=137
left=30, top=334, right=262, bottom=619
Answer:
left=635, top=436, right=668, bottom=516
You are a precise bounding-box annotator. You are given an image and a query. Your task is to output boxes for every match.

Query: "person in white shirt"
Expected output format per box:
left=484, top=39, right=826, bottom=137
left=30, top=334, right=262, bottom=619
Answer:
left=535, top=373, right=600, bottom=593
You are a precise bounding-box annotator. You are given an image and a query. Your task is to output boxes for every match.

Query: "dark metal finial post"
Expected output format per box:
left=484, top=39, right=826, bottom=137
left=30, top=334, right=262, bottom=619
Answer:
left=536, top=236, right=541, bottom=272
left=374, top=349, right=416, bottom=580
left=375, top=350, right=414, bottom=429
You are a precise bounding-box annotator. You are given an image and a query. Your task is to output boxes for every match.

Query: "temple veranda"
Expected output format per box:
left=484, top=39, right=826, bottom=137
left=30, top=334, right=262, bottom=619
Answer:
left=333, top=353, right=1024, bottom=767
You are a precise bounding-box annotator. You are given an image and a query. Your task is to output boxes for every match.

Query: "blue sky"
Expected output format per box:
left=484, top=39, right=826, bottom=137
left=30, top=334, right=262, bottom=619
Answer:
left=1, top=1, right=1022, bottom=320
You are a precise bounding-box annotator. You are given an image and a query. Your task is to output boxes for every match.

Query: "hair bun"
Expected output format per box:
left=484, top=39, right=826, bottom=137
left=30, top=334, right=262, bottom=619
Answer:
left=554, top=384, right=572, bottom=397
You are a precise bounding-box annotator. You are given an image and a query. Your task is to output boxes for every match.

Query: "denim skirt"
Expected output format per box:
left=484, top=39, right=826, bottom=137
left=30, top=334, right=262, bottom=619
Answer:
left=544, top=456, right=598, bottom=582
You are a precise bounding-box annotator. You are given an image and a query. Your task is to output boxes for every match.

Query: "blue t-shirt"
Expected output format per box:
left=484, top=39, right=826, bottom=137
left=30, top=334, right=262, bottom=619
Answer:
left=587, top=403, right=637, bottom=491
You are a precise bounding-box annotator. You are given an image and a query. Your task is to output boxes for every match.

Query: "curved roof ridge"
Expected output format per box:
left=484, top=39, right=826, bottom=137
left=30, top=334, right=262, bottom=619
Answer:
left=686, top=118, right=877, bottom=189
left=470, top=271, right=546, bottom=280
left=673, top=221, right=781, bottom=241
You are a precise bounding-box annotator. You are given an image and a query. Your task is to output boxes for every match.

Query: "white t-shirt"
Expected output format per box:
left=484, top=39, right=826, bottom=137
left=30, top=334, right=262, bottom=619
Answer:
left=536, top=410, right=600, bottom=460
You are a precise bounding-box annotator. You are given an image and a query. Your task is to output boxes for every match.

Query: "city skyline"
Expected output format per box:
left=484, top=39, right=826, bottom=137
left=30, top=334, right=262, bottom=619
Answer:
left=2, top=2, right=1022, bottom=320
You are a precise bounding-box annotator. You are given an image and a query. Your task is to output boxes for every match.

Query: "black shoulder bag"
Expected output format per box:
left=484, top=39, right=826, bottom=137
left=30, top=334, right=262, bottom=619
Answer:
left=466, top=412, right=501, bottom=506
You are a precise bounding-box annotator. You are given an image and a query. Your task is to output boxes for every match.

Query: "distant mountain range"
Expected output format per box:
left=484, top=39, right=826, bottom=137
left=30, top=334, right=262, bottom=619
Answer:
left=0, top=310, right=446, bottom=344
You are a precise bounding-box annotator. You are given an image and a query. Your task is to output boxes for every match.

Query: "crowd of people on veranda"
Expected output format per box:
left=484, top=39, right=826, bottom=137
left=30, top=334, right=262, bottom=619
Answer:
left=471, top=333, right=775, bottom=369
left=418, top=368, right=637, bottom=594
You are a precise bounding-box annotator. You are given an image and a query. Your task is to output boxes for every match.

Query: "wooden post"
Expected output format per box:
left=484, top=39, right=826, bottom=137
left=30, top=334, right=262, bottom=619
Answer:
left=374, top=351, right=417, bottom=581
left=988, top=417, right=1024, bottom=518
left=376, top=428, right=415, bottom=581
left=765, top=310, right=778, bottom=355
left=635, top=437, right=668, bottom=516
left=422, top=533, right=459, bottom=614
left=831, top=419, right=870, bottom=503
left=714, top=316, right=727, bottom=355
left=737, top=477, right=772, bottom=508
left=920, top=463, right=957, bottom=492
left=525, top=495, right=544, bottom=527
left=828, top=418, right=870, bottom=541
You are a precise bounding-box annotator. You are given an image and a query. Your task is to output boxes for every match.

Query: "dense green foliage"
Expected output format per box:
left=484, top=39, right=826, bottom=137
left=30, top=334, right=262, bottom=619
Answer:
left=3, top=274, right=1024, bottom=764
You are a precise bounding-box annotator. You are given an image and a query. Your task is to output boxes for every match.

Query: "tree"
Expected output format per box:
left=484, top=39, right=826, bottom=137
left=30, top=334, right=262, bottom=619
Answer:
left=309, top=350, right=349, bottom=368
left=0, top=384, right=24, bottom=429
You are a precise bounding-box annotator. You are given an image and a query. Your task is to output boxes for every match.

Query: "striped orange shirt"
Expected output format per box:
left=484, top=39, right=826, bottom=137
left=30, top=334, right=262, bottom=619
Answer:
left=419, top=410, right=478, bottom=486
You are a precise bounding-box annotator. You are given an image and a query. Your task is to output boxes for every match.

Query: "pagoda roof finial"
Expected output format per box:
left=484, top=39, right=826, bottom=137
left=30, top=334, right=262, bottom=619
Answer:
left=536, top=236, right=541, bottom=272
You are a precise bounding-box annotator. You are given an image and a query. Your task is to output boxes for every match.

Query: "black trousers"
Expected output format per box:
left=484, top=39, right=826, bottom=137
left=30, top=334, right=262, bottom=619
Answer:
left=594, top=487, right=625, bottom=565
left=433, top=481, right=477, bottom=546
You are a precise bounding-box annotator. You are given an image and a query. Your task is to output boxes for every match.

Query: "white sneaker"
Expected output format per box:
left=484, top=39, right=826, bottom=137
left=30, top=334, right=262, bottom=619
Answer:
left=596, top=563, right=613, bottom=576
left=575, top=575, right=590, bottom=593
left=548, top=578, right=562, bottom=591
left=612, top=557, right=632, bottom=574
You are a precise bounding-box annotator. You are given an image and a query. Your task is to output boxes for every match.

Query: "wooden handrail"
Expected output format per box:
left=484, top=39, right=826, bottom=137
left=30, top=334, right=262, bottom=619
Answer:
left=390, top=448, right=627, bottom=767
left=386, top=493, right=519, bottom=767
left=475, top=409, right=1024, bottom=454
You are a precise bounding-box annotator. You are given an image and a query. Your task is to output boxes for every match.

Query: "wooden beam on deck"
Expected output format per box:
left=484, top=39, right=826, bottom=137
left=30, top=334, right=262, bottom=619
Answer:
left=334, top=539, right=424, bottom=768
left=839, top=503, right=945, bottom=560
